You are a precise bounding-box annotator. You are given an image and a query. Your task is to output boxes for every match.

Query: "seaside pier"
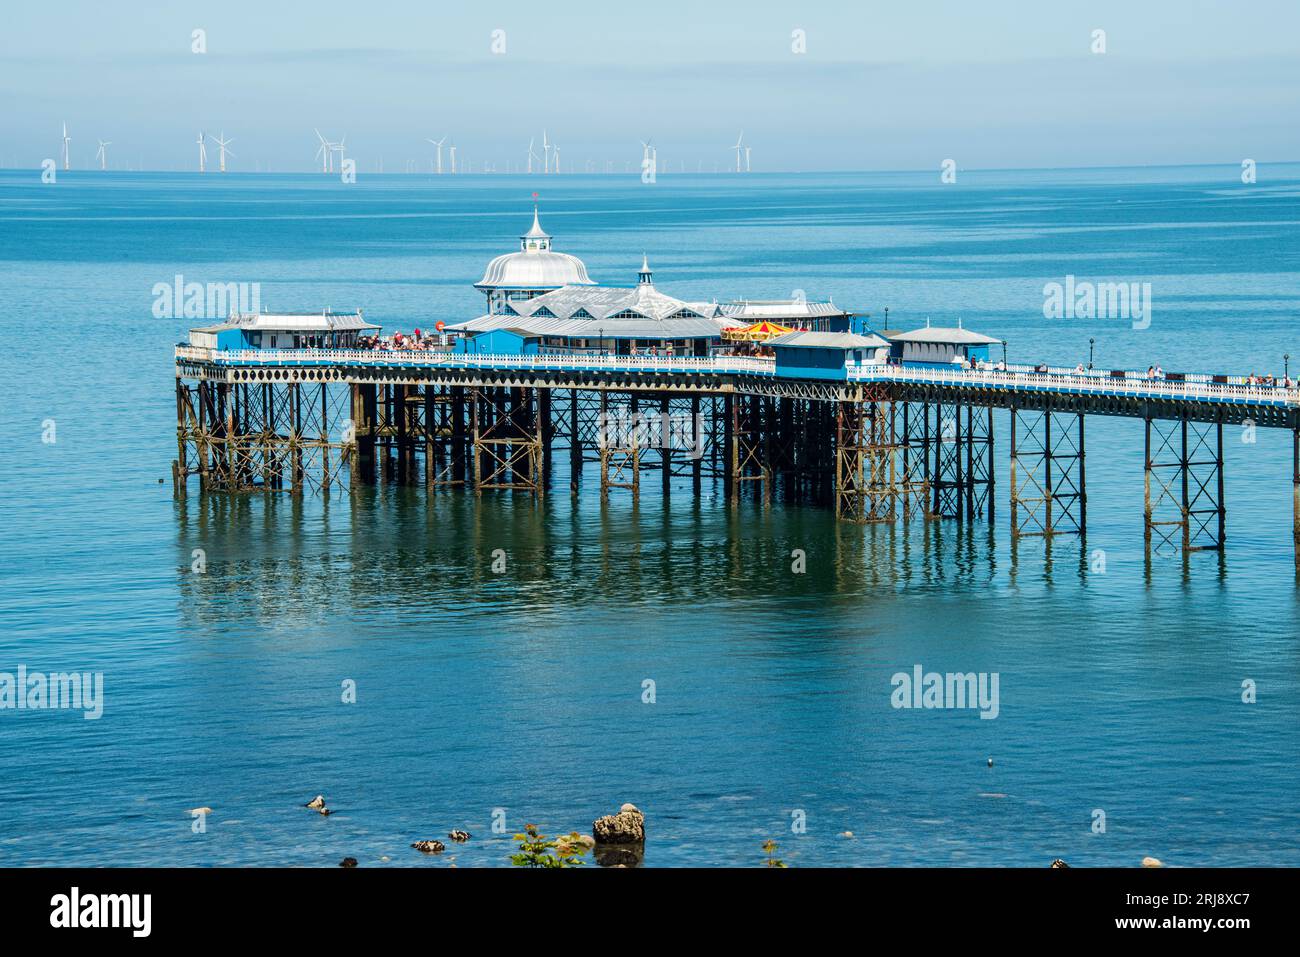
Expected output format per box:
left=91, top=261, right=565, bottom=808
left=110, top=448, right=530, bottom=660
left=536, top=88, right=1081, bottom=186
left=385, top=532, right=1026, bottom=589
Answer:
left=171, top=208, right=1300, bottom=572
left=173, top=347, right=1300, bottom=570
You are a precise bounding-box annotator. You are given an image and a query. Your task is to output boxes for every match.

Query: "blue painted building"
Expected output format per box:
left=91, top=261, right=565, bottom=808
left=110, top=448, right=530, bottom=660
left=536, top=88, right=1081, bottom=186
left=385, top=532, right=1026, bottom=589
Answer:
left=454, top=327, right=541, bottom=356
left=882, top=324, right=1001, bottom=366
left=768, top=331, right=890, bottom=380
left=189, top=311, right=379, bottom=350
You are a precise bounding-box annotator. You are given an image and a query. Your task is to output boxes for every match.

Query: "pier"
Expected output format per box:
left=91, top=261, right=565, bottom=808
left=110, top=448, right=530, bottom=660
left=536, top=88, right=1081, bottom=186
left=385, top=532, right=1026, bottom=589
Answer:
left=173, top=345, right=1300, bottom=569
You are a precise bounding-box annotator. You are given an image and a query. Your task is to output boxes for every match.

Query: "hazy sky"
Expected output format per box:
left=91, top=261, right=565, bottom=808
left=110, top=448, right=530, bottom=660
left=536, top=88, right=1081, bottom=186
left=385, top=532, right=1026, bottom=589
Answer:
left=1, top=0, right=1297, bottom=172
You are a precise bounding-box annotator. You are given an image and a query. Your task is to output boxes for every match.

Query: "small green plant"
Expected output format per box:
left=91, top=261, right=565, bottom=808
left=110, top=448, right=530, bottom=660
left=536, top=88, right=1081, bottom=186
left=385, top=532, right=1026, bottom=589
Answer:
left=510, top=823, right=588, bottom=868
left=762, top=839, right=787, bottom=868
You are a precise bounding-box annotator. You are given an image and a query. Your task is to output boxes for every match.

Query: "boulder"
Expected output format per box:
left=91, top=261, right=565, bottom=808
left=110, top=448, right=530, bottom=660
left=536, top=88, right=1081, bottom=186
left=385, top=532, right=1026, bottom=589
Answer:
left=593, top=803, right=645, bottom=845
left=1141, top=856, right=1163, bottom=868
left=305, top=795, right=326, bottom=810
left=448, top=830, right=471, bottom=843
left=1050, top=858, right=1070, bottom=869
left=339, top=857, right=358, bottom=868
left=411, top=840, right=446, bottom=854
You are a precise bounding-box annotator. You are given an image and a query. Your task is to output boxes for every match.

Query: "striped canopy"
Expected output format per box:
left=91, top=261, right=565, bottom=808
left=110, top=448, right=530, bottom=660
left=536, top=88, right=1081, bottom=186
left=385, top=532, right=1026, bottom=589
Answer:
left=722, top=320, right=796, bottom=342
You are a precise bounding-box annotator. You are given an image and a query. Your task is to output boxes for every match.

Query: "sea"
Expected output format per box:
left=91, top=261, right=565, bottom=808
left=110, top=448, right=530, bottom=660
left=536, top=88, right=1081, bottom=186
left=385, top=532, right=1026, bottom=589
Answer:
left=0, top=165, right=1297, bottom=867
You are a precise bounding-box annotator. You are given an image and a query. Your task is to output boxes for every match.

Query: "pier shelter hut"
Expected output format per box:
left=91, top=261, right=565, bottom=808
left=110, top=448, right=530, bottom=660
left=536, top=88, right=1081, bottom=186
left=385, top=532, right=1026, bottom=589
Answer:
left=768, top=330, right=889, bottom=380
left=883, top=323, right=1000, bottom=366
left=453, top=327, right=541, bottom=356
left=188, top=310, right=379, bottom=351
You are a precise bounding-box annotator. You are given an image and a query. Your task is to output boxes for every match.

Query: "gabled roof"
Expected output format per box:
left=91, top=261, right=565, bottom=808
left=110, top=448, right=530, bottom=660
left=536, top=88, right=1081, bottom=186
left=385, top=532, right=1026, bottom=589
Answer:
left=769, top=330, right=889, bottom=349
left=510, top=283, right=725, bottom=323
left=720, top=299, right=851, bottom=320
left=191, top=311, right=380, bottom=333
left=884, top=326, right=1000, bottom=345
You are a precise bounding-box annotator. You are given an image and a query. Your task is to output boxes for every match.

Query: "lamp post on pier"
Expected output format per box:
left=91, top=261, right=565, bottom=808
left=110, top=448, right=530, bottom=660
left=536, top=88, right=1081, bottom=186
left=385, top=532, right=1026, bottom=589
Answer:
left=1089, top=337, right=1095, bottom=370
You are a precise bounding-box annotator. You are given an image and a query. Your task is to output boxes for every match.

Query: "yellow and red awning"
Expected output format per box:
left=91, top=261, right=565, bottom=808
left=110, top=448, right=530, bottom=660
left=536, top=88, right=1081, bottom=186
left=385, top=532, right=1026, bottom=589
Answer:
left=722, top=321, right=796, bottom=342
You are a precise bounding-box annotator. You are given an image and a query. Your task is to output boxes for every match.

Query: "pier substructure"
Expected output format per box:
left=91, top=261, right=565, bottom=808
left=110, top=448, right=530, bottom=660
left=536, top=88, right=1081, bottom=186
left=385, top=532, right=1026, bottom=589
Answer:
left=903, top=398, right=993, bottom=521
left=1009, top=401, right=1087, bottom=537
left=598, top=391, right=640, bottom=500
left=730, top=393, right=772, bottom=505
left=835, top=386, right=923, bottom=523
left=175, top=379, right=351, bottom=494
left=1144, top=413, right=1224, bottom=553
left=470, top=386, right=543, bottom=496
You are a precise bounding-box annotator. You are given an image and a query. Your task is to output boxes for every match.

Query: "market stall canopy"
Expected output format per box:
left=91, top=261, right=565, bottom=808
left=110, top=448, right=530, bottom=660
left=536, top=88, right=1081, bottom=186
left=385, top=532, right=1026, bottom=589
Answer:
left=723, top=320, right=796, bottom=342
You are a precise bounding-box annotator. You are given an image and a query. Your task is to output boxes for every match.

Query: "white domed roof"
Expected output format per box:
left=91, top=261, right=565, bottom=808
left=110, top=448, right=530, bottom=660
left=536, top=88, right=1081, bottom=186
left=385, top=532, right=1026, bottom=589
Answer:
left=474, top=207, right=596, bottom=292
left=476, top=249, right=594, bottom=290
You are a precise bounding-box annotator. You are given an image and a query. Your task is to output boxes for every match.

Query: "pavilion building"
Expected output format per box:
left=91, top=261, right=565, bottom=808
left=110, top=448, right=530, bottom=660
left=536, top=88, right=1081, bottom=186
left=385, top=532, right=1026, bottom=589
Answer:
left=473, top=207, right=596, bottom=314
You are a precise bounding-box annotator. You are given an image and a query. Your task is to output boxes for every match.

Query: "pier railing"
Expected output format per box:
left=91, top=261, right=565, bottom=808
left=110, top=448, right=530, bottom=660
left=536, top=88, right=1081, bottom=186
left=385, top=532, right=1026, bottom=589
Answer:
left=851, top=364, right=1299, bottom=406
left=175, top=345, right=1299, bottom=407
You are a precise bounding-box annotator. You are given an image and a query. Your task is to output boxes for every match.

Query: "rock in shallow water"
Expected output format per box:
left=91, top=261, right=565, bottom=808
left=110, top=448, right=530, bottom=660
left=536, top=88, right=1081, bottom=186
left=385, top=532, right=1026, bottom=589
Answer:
left=593, top=803, right=645, bottom=845
left=339, top=857, right=358, bottom=868
left=1141, top=856, right=1163, bottom=868
left=305, top=795, right=326, bottom=810
left=412, top=840, right=446, bottom=854
left=448, top=830, right=471, bottom=843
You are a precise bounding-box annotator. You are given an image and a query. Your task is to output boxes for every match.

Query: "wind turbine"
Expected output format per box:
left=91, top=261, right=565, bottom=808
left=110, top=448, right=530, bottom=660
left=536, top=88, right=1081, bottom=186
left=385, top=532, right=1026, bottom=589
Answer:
left=95, top=139, right=110, bottom=171
left=330, top=135, right=346, bottom=171
left=732, top=131, right=744, bottom=173
left=210, top=132, right=234, bottom=172
left=61, top=122, right=71, bottom=171
left=197, top=131, right=208, bottom=172
left=427, top=136, right=446, bottom=174
left=527, top=137, right=538, bottom=174
left=640, top=138, right=656, bottom=174
left=552, top=141, right=560, bottom=173
left=314, top=129, right=336, bottom=173
left=448, top=142, right=457, bottom=174
left=542, top=130, right=551, bottom=174
left=745, top=145, right=751, bottom=173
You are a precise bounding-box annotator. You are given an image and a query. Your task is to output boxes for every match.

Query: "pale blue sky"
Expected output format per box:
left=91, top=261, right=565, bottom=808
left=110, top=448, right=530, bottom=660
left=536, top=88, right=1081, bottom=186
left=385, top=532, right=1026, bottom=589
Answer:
left=1, top=0, right=1297, bottom=171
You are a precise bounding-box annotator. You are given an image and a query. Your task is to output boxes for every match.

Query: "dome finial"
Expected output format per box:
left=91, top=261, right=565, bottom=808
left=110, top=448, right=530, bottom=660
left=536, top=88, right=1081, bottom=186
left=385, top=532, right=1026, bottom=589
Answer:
left=521, top=195, right=551, bottom=251
left=638, top=253, right=653, bottom=285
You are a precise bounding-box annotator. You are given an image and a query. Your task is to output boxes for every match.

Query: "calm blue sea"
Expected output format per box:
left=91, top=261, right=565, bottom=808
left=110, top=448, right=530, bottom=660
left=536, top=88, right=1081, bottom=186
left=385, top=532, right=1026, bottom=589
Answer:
left=0, top=166, right=1297, bottom=867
